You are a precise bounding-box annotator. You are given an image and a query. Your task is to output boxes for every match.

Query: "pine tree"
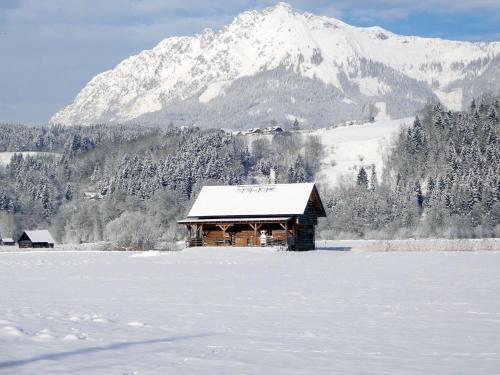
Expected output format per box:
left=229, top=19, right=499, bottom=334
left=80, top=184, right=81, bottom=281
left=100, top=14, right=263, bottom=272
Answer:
left=288, top=156, right=307, bottom=183
left=369, top=164, right=378, bottom=192
left=470, top=98, right=476, bottom=113
left=414, top=180, right=424, bottom=209
left=434, top=114, right=444, bottom=129
left=427, top=176, right=436, bottom=194
left=70, top=134, right=82, bottom=153
left=357, top=167, right=368, bottom=190
left=411, top=116, right=426, bottom=154
left=65, top=184, right=73, bottom=201
left=487, top=106, right=498, bottom=122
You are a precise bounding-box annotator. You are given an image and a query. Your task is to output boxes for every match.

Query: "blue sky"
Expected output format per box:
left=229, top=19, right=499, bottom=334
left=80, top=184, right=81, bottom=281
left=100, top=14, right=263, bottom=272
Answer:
left=1, top=0, right=499, bottom=125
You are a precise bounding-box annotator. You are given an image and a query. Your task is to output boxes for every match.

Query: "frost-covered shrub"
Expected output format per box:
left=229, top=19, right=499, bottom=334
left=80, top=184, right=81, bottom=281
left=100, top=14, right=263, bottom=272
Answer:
left=105, top=211, right=158, bottom=250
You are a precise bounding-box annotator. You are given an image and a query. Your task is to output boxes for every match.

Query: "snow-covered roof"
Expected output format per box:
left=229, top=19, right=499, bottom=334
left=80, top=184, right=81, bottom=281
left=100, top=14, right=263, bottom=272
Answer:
left=1, top=238, right=14, bottom=242
left=178, top=217, right=293, bottom=224
left=23, top=230, right=55, bottom=244
left=187, top=183, right=323, bottom=218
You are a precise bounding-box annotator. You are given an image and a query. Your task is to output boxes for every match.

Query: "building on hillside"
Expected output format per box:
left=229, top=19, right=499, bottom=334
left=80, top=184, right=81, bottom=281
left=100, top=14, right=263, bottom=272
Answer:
left=240, top=126, right=285, bottom=136
left=0, top=238, right=15, bottom=246
left=18, top=230, right=55, bottom=248
left=178, top=183, right=326, bottom=250
left=84, top=191, right=103, bottom=200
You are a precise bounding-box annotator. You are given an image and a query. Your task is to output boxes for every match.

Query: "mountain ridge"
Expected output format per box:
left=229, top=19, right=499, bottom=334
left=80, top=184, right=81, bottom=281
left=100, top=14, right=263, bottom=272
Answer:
left=50, top=2, right=500, bottom=128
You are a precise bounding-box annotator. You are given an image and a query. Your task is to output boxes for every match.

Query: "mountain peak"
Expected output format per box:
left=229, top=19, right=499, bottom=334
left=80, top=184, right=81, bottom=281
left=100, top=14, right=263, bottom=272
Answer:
left=50, top=3, right=500, bottom=128
left=230, top=1, right=297, bottom=29
left=267, top=2, right=294, bottom=13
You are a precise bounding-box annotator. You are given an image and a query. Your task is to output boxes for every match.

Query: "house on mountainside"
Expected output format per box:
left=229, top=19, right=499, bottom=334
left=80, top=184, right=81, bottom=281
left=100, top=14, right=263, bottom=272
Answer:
left=240, top=126, right=285, bottom=136
left=18, top=230, right=56, bottom=248
left=178, top=183, right=326, bottom=250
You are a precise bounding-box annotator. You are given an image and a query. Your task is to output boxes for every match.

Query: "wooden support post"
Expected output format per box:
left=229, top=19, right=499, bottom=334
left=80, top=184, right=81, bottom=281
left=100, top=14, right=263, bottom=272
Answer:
left=293, top=221, right=297, bottom=250
left=186, top=225, right=192, bottom=247
left=278, top=222, right=287, bottom=247
left=216, top=224, right=231, bottom=246
left=312, top=225, right=316, bottom=250
left=199, top=224, right=203, bottom=246
left=285, top=222, right=289, bottom=248
left=249, top=223, right=262, bottom=246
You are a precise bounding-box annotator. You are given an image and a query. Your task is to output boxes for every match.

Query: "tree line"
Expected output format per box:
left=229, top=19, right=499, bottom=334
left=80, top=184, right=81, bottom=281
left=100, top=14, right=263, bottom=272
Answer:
left=1, top=96, right=498, bottom=247
left=0, top=124, right=322, bottom=248
left=319, top=97, right=500, bottom=239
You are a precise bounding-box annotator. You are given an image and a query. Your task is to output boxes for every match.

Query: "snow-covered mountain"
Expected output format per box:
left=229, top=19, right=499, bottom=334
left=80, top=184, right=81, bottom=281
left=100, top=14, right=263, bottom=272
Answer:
left=51, top=2, right=500, bottom=129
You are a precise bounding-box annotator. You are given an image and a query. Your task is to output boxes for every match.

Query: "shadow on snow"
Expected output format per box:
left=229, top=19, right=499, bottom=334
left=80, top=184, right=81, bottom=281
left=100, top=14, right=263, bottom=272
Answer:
left=316, top=246, right=352, bottom=251
left=0, top=333, right=212, bottom=370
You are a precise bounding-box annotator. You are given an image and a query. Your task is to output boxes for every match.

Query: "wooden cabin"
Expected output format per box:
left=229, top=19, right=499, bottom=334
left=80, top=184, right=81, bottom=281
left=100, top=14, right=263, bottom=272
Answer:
left=18, top=230, right=55, bottom=248
left=178, top=183, right=326, bottom=250
left=0, top=238, right=15, bottom=246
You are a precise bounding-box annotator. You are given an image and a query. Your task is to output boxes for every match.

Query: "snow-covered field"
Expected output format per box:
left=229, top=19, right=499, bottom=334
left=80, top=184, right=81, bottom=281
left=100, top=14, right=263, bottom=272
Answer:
left=1, top=248, right=500, bottom=374
left=318, top=238, right=500, bottom=252
left=313, top=118, right=412, bottom=186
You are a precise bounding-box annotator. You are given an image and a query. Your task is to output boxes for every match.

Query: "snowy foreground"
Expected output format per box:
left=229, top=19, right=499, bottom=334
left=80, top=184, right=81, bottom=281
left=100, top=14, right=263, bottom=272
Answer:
left=1, top=248, right=500, bottom=374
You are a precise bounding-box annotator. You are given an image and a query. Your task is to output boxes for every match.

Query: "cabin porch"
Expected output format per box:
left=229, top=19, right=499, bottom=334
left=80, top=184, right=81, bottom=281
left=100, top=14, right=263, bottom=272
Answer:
left=178, top=218, right=297, bottom=249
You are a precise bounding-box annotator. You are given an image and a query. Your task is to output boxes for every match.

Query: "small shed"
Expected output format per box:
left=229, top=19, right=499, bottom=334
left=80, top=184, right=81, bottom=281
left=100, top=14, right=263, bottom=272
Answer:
left=18, top=230, right=55, bottom=248
left=178, top=183, right=326, bottom=250
left=0, top=238, right=15, bottom=246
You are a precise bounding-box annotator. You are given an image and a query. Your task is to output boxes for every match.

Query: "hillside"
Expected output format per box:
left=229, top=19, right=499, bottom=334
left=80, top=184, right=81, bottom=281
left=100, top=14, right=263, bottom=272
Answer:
left=312, top=118, right=412, bottom=187
left=1, top=98, right=499, bottom=242
left=50, top=2, right=500, bottom=129
left=322, top=99, right=500, bottom=239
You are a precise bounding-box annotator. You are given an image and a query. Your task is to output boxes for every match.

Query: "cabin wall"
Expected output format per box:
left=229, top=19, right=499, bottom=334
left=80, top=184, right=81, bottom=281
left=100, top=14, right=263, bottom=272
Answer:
left=34, top=242, right=53, bottom=248
left=204, top=227, right=228, bottom=246
left=189, top=223, right=292, bottom=247
left=18, top=240, right=32, bottom=248
left=18, top=240, right=53, bottom=248
left=297, top=200, right=318, bottom=225
left=293, top=224, right=315, bottom=251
